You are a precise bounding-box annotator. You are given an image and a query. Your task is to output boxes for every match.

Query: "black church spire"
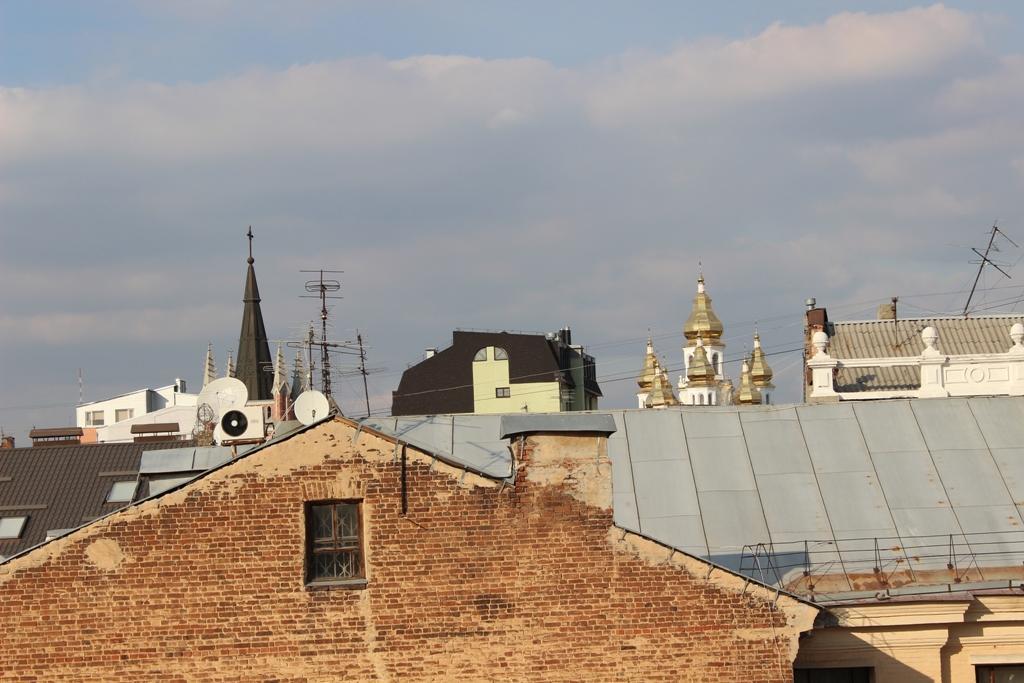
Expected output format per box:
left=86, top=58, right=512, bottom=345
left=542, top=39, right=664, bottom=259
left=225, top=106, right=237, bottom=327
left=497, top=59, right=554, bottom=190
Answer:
left=236, top=227, right=273, bottom=400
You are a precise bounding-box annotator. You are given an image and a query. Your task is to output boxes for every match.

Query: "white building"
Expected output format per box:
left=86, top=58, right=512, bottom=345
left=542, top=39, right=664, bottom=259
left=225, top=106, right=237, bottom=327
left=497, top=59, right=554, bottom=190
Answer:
left=76, top=380, right=197, bottom=442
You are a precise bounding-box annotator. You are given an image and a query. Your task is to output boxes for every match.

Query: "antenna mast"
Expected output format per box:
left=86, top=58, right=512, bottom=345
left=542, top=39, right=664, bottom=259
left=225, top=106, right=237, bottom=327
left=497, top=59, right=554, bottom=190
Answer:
left=302, top=270, right=343, bottom=399
left=963, top=223, right=1018, bottom=316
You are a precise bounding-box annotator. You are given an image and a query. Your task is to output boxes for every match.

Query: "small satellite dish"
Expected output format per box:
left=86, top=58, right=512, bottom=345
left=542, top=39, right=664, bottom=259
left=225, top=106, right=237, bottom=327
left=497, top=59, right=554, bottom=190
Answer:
left=221, top=410, right=249, bottom=437
left=196, top=377, right=248, bottom=421
left=294, top=390, right=331, bottom=426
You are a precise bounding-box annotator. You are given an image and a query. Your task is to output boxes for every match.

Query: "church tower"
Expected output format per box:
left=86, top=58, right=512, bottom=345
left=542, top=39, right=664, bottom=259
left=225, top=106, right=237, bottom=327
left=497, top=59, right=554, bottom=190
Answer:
left=679, top=273, right=727, bottom=405
left=749, top=332, right=775, bottom=404
left=236, top=227, right=274, bottom=401
left=636, top=336, right=658, bottom=408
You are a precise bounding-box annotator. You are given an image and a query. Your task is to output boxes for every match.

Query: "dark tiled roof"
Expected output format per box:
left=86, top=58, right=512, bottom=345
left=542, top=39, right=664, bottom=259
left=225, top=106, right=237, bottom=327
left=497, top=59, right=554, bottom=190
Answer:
left=0, top=441, right=189, bottom=557
left=392, top=331, right=577, bottom=416
left=829, top=314, right=1024, bottom=391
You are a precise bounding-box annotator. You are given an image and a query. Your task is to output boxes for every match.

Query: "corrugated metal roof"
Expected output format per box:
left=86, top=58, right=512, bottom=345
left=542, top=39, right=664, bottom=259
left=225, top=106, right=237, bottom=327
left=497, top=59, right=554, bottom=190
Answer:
left=829, top=314, right=1024, bottom=391
left=364, top=398, right=1024, bottom=599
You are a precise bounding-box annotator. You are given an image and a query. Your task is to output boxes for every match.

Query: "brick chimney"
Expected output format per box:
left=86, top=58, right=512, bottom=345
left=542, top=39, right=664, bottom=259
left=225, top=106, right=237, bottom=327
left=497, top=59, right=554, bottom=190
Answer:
left=0, top=435, right=13, bottom=449
left=804, top=298, right=829, bottom=402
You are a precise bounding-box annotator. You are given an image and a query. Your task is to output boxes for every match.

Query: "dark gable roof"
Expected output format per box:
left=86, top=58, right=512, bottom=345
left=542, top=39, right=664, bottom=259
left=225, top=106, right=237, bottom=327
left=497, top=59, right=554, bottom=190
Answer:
left=0, top=441, right=189, bottom=557
left=391, top=331, right=570, bottom=416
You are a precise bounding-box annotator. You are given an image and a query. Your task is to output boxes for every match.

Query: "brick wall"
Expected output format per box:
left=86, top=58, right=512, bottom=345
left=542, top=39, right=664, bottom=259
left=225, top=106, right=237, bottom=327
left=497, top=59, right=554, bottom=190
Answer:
left=0, top=419, right=815, bottom=681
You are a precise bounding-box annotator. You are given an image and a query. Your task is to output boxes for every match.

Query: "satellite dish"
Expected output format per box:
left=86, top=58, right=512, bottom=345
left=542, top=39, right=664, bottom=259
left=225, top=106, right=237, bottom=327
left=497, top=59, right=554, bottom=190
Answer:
left=294, top=390, right=331, bottom=426
left=196, top=377, right=248, bottom=422
left=221, top=410, right=249, bottom=437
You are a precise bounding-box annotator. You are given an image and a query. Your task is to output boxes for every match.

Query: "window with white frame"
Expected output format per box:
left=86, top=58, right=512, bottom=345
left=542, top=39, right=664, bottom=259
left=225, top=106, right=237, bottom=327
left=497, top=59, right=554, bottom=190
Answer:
left=114, top=408, right=134, bottom=422
left=85, top=410, right=105, bottom=426
left=0, top=516, right=27, bottom=539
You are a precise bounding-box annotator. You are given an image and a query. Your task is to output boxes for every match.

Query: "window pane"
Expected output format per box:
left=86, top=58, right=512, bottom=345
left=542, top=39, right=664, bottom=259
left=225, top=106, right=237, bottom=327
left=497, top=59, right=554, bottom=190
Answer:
left=473, top=348, right=487, bottom=361
left=337, top=505, right=358, bottom=541
left=312, top=505, right=333, bottom=541
left=494, top=347, right=508, bottom=360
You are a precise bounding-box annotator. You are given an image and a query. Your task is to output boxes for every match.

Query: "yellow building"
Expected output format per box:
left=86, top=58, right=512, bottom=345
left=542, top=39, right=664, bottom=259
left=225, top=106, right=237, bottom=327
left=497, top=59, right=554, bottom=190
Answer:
left=392, top=329, right=601, bottom=416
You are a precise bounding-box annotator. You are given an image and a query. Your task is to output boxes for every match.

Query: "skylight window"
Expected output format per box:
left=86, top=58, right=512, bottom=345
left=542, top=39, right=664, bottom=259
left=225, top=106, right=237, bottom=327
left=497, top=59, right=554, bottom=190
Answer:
left=0, top=516, right=27, bottom=540
left=106, top=480, right=138, bottom=503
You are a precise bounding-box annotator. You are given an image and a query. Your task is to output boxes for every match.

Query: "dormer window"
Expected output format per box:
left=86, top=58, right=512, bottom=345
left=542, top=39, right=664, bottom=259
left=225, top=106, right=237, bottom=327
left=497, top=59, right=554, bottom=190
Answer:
left=493, top=347, right=508, bottom=361
left=473, top=348, right=487, bottom=362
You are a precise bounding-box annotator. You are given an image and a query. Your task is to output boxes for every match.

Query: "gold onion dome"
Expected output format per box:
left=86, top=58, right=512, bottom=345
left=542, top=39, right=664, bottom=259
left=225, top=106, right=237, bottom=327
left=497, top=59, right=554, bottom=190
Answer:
left=683, top=274, right=724, bottom=344
left=749, top=332, right=773, bottom=386
left=736, top=359, right=762, bottom=405
left=646, top=359, right=679, bottom=408
left=686, top=338, right=717, bottom=386
left=637, top=336, right=658, bottom=390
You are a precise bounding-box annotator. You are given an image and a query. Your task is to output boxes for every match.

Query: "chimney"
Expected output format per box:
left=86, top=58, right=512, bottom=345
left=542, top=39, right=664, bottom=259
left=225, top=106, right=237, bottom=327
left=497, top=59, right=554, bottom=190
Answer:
left=877, top=297, right=898, bottom=321
left=424, top=348, right=437, bottom=359
left=29, top=427, right=83, bottom=447
left=804, top=299, right=829, bottom=401
left=0, top=435, right=13, bottom=449
left=175, top=378, right=186, bottom=393
left=558, top=326, right=572, bottom=346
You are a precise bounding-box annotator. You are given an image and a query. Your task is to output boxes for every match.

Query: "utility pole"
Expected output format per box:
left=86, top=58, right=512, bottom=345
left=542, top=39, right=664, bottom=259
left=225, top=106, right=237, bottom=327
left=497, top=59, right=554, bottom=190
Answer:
left=357, top=331, right=371, bottom=418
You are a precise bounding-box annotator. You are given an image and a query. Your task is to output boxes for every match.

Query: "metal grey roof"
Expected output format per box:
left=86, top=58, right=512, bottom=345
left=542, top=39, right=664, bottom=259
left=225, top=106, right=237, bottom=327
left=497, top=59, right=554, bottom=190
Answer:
left=829, top=314, right=1024, bottom=391
left=499, top=413, right=617, bottom=438
left=366, top=398, right=1024, bottom=600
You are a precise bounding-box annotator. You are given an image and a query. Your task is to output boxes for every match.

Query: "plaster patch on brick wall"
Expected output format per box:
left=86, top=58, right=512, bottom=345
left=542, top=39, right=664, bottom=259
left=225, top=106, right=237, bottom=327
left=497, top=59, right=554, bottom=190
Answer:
left=524, top=434, right=612, bottom=509
left=607, top=526, right=818, bottom=658
left=85, top=538, right=127, bottom=571
left=356, top=589, right=390, bottom=681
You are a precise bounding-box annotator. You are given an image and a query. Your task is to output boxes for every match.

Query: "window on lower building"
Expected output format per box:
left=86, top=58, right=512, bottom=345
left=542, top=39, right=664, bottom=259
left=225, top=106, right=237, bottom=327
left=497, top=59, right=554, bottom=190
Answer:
left=495, top=387, right=510, bottom=398
left=794, top=668, right=872, bottom=683
left=473, top=348, right=488, bottom=361
left=114, top=408, right=134, bottom=422
left=85, top=410, right=105, bottom=426
left=306, top=501, right=364, bottom=584
left=0, top=516, right=28, bottom=539
left=977, top=665, right=1024, bottom=682
left=106, top=480, right=138, bottom=503
left=493, top=347, right=508, bottom=360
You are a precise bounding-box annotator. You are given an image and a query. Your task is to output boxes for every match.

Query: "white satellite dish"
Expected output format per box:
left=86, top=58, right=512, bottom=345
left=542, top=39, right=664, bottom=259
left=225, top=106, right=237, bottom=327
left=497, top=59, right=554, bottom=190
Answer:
left=196, top=377, right=249, bottom=423
left=294, top=390, right=331, bottom=426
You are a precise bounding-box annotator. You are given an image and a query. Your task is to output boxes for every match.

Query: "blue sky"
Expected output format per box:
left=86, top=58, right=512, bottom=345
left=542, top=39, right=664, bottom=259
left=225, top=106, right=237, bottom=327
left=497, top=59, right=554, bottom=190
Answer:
left=4, top=1, right=1023, bottom=85
left=2, top=2, right=1024, bottom=439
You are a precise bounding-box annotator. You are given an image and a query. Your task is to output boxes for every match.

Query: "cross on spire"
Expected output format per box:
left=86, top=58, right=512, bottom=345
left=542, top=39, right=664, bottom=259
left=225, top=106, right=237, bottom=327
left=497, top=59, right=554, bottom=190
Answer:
left=246, top=226, right=254, bottom=264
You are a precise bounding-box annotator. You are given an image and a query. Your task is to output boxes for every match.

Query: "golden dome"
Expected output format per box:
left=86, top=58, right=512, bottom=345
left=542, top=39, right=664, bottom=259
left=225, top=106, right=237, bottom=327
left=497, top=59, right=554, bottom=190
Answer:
left=736, top=359, right=762, bottom=405
left=686, top=338, right=717, bottom=387
left=646, top=360, right=680, bottom=408
left=749, top=332, right=774, bottom=387
left=683, top=274, right=724, bottom=344
left=637, top=336, right=658, bottom=390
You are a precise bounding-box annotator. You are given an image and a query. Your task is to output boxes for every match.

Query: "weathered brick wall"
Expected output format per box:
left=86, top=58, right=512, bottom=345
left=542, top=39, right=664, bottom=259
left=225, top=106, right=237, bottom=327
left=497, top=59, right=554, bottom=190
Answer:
left=0, top=419, right=815, bottom=681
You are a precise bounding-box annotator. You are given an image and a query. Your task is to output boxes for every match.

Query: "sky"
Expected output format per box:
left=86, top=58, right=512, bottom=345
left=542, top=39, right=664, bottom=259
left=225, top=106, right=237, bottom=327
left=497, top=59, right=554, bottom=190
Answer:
left=2, top=2, right=1024, bottom=440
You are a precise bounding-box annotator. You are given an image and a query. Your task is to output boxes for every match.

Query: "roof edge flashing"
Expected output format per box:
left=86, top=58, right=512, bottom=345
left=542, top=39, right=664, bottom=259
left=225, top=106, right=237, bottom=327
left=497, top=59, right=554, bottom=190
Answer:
left=499, top=413, right=617, bottom=439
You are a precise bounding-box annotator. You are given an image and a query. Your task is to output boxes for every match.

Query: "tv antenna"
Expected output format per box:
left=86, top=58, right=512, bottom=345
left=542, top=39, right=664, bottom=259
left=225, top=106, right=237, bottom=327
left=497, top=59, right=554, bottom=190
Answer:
left=301, top=269, right=343, bottom=399
left=963, top=222, right=1018, bottom=316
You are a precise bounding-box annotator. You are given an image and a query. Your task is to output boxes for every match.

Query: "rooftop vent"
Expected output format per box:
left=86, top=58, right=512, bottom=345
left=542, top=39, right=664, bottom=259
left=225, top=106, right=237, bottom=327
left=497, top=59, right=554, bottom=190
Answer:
left=130, top=422, right=182, bottom=443
left=29, top=427, right=83, bottom=447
